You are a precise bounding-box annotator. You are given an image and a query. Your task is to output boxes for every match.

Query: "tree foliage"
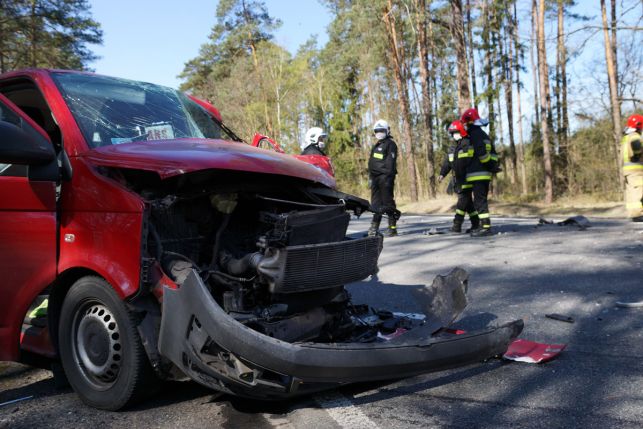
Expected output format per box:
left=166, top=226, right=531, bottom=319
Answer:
left=0, top=0, right=102, bottom=72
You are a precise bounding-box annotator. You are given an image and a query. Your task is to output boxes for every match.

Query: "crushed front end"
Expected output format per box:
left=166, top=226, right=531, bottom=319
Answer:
left=122, top=171, right=522, bottom=398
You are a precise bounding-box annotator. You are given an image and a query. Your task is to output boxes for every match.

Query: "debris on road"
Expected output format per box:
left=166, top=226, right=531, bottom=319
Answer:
left=545, top=313, right=575, bottom=323
left=537, top=215, right=591, bottom=230
left=615, top=300, right=643, bottom=308
left=557, top=215, right=591, bottom=230
left=502, top=339, right=566, bottom=363
left=423, top=227, right=446, bottom=235
left=0, top=396, right=33, bottom=407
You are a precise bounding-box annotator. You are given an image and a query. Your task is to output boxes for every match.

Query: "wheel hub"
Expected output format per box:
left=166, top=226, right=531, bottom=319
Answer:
left=76, top=304, right=122, bottom=384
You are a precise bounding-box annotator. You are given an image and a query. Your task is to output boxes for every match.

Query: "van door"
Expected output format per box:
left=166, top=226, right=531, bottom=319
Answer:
left=0, top=93, right=57, bottom=361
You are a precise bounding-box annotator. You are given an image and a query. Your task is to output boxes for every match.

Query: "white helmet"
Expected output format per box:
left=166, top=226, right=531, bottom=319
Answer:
left=373, top=119, right=390, bottom=140
left=301, top=127, right=327, bottom=150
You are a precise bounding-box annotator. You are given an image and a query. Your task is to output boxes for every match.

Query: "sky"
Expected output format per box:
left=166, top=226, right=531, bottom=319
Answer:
left=89, top=0, right=330, bottom=88
left=87, top=0, right=640, bottom=136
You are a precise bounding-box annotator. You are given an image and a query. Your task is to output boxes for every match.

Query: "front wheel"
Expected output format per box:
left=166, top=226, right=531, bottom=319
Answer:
left=58, top=276, right=158, bottom=410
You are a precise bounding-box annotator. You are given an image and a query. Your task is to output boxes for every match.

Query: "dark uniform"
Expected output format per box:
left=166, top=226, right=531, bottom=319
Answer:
left=440, top=137, right=479, bottom=232
left=301, top=144, right=326, bottom=156
left=465, top=125, right=498, bottom=234
left=368, top=136, right=399, bottom=236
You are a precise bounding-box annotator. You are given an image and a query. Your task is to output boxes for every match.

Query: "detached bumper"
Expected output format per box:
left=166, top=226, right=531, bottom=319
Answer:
left=158, top=271, right=523, bottom=399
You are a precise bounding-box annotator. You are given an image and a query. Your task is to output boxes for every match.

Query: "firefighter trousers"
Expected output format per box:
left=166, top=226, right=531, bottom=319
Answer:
left=371, top=174, right=397, bottom=224
left=625, top=173, right=643, bottom=218
left=454, top=188, right=478, bottom=225
left=471, top=181, right=490, bottom=228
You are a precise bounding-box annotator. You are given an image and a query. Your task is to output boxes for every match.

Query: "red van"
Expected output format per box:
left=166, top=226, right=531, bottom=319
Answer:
left=0, top=69, right=522, bottom=410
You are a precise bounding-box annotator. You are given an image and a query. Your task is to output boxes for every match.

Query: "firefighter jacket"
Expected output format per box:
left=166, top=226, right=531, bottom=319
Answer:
left=440, top=138, right=474, bottom=189
left=465, top=125, right=498, bottom=183
left=368, top=136, right=398, bottom=177
left=622, top=131, right=643, bottom=175
left=301, top=144, right=326, bottom=156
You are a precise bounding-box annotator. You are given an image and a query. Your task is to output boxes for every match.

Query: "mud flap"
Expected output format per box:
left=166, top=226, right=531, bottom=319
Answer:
left=158, top=270, right=523, bottom=398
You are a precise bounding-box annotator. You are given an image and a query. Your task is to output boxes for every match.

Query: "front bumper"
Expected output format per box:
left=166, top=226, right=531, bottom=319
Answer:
left=158, top=271, right=523, bottom=399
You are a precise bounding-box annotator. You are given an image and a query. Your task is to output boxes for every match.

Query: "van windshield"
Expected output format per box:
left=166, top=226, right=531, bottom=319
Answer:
left=53, top=73, right=238, bottom=148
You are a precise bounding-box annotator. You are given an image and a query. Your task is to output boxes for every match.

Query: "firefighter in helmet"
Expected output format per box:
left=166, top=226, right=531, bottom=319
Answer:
left=460, top=108, right=499, bottom=237
left=300, top=127, right=328, bottom=156
left=439, top=120, right=480, bottom=232
left=367, top=119, right=400, bottom=237
left=622, top=113, right=643, bottom=222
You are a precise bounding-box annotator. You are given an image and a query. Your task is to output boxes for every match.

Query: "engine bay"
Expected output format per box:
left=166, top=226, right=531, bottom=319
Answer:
left=144, top=183, right=426, bottom=345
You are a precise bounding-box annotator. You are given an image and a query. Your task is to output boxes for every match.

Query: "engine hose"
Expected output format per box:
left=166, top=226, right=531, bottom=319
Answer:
left=209, top=212, right=231, bottom=270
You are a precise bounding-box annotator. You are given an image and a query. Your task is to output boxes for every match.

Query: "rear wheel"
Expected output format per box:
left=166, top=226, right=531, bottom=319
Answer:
left=58, top=276, right=158, bottom=410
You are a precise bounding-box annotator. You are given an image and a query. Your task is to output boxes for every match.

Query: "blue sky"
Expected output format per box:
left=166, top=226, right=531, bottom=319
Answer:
left=89, top=0, right=330, bottom=88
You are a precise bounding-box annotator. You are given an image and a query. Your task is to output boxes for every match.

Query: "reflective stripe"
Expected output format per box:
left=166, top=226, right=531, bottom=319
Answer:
left=482, top=225, right=491, bottom=229
left=469, top=211, right=478, bottom=216
left=624, top=163, right=643, bottom=171
left=478, top=213, right=490, bottom=219
left=458, top=151, right=473, bottom=158
left=466, top=172, right=492, bottom=181
left=373, top=153, right=384, bottom=159
left=455, top=209, right=466, bottom=215
left=479, top=154, right=491, bottom=163
left=485, top=143, right=491, bottom=151
left=448, top=154, right=454, bottom=162
left=389, top=225, right=397, bottom=229
left=490, top=155, right=498, bottom=161
left=461, top=184, right=473, bottom=189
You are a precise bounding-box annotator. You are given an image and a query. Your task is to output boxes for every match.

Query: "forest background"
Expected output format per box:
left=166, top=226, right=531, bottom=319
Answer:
left=1, top=0, right=641, bottom=208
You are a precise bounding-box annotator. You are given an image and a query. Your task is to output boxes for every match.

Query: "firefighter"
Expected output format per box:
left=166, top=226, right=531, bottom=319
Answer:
left=460, top=108, right=499, bottom=237
left=622, top=114, right=643, bottom=222
left=300, top=127, right=328, bottom=156
left=367, top=119, right=400, bottom=237
left=439, top=120, right=479, bottom=233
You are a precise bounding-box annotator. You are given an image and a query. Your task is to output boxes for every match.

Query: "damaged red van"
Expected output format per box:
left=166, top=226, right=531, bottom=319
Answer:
left=0, top=69, right=522, bottom=410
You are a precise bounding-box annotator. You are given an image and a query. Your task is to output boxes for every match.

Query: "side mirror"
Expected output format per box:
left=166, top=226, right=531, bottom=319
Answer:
left=0, top=121, right=55, bottom=165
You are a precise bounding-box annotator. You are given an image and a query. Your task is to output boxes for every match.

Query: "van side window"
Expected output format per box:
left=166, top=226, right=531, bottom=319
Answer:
left=0, top=103, right=27, bottom=177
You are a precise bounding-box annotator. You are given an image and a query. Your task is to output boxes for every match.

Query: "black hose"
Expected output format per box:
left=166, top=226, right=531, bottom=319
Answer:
left=209, top=212, right=231, bottom=270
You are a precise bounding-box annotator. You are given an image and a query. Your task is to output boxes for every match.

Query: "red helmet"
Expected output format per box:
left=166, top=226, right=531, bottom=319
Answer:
left=626, top=114, right=643, bottom=131
left=460, top=108, right=480, bottom=124
left=448, top=120, right=468, bottom=137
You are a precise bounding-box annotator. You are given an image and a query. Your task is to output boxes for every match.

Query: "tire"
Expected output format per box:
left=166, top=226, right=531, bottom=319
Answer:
left=58, top=276, right=159, bottom=410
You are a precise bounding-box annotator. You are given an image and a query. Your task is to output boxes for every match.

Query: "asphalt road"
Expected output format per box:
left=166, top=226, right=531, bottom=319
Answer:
left=2, top=215, right=642, bottom=428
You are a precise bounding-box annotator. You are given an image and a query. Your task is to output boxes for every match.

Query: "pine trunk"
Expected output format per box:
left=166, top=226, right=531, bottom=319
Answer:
left=450, top=0, right=471, bottom=113
left=600, top=0, right=623, bottom=181
left=466, top=0, right=477, bottom=109
left=511, top=1, right=528, bottom=195
left=384, top=0, right=418, bottom=201
left=500, top=21, right=517, bottom=185
left=530, top=0, right=540, bottom=125
left=537, top=0, right=554, bottom=204
left=415, top=0, right=436, bottom=198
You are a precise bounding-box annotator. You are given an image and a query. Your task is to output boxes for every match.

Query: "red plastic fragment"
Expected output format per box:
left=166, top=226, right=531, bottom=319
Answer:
left=503, top=339, right=566, bottom=363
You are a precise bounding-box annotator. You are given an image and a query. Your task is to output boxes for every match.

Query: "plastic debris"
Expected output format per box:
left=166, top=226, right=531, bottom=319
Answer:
left=503, top=339, right=566, bottom=363
left=0, top=396, right=33, bottom=407
left=558, top=215, right=591, bottom=230
left=615, top=301, right=643, bottom=308
left=546, top=313, right=575, bottom=323
left=423, top=227, right=445, bottom=235
left=377, top=328, right=407, bottom=341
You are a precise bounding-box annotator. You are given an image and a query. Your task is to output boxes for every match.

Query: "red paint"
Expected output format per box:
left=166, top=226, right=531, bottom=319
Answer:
left=251, top=133, right=336, bottom=179
left=503, top=339, right=566, bottom=363
left=187, top=94, right=223, bottom=122
left=0, top=69, right=338, bottom=362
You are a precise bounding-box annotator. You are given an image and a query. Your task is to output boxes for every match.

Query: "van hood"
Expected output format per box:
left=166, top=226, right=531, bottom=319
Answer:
left=80, top=138, right=336, bottom=188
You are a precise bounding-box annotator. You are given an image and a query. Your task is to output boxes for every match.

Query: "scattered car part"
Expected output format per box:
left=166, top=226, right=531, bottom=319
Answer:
left=615, top=301, right=643, bottom=308
left=503, top=339, right=566, bottom=363
left=545, top=313, right=575, bottom=323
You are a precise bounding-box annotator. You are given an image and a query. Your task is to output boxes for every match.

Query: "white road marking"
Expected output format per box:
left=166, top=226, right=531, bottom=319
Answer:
left=314, top=391, right=380, bottom=429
